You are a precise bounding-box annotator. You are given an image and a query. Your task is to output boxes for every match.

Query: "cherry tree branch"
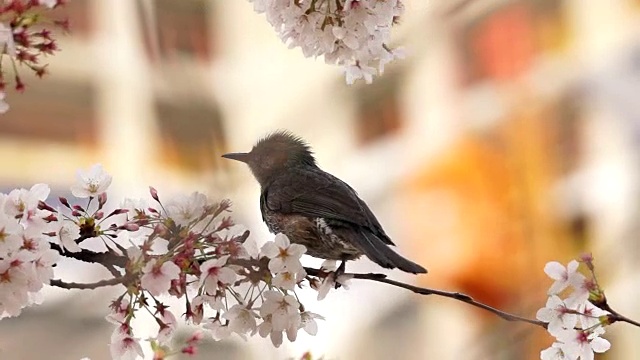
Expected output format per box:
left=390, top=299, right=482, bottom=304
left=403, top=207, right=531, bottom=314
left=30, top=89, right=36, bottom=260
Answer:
left=50, top=243, right=127, bottom=268
left=303, top=267, right=547, bottom=328
left=609, top=311, right=640, bottom=328
left=597, top=301, right=640, bottom=328
left=49, top=274, right=133, bottom=290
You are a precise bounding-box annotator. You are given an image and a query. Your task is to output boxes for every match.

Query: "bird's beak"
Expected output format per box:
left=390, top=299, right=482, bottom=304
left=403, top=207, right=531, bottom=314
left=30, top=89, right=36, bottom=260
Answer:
left=222, top=152, right=250, bottom=163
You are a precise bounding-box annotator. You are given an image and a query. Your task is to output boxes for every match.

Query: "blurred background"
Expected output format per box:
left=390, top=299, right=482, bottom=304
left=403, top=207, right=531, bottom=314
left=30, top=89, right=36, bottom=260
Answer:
left=1, top=0, right=640, bottom=359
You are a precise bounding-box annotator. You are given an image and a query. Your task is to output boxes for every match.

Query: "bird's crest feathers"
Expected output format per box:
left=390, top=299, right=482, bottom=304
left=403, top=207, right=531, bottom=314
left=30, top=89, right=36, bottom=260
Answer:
left=253, top=130, right=317, bottom=167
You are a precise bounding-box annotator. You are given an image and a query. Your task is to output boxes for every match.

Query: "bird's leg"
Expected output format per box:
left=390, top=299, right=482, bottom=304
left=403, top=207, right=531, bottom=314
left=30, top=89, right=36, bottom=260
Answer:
left=337, top=259, right=346, bottom=276
left=334, top=259, right=347, bottom=289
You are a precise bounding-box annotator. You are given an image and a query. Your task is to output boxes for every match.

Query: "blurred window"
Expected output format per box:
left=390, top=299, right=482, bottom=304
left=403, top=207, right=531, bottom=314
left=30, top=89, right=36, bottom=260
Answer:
left=153, top=98, right=227, bottom=172
left=457, top=0, right=570, bottom=84
left=354, top=72, right=404, bottom=145
left=0, top=80, right=97, bottom=144
left=136, top=0, right=214, bottom=63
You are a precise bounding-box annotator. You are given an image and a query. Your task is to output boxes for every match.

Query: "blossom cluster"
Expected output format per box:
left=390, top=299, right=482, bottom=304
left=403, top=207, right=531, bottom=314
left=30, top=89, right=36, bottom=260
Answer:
left=0, top=183, right=60, bottom=317
left=247, top=0, right=406, bottom=84
left=107, top=190, right=329, bottom=359
left=0, top=163, right=356, bottom=359
left=0, top=0, right=68, bottom=113
left=0, top=163, right=126, bottom=318
left=537, top=258, right=611, bottom=360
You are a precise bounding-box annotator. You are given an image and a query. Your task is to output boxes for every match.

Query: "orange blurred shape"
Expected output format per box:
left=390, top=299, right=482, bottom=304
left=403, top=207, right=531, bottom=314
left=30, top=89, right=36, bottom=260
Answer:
left=401, top=116, right=574, bottom=310
left=473, top=3, right=535, bottom=81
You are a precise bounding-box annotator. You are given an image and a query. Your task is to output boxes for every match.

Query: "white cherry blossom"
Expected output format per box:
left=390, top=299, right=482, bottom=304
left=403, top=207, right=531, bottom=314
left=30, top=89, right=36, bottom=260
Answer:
left=109, top=331, right=144, bottom=360
left=3, top=183, right=50, bottom=221
left=247, top=0, right=405, bottom=84
left=536, top=295, right=579, bottom=335
left=140, top=259, right=180, bottom=296
left=223, top=304, right=258, bottom=336
left=259, top=290, right=300, bottom=331
left=52, top=220, right=82, bottom=253
left=165, top=192, right=207, bottom=227
left=554, top=329, right=610, bottom=360
left=203, top=318, right=232, bottom=341
left=198, top=256, right=236, bottom=293
left=540, top=342, right=572, bottom=360
left=316, top=271, right=353, bottom=300
left=260, top=233, right=306, bottom=274
left=71, top=164, right=112, bottom=198
left=544, top=260, right=585, bottom=295
left=300, top=311, right=324, bottom=335
left=272, top=268, right=306, bottom=291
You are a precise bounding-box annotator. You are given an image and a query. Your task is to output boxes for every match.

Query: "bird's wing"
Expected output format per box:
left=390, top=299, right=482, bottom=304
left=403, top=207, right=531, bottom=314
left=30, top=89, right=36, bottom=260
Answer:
left=264, top=168, right=395, bottom=245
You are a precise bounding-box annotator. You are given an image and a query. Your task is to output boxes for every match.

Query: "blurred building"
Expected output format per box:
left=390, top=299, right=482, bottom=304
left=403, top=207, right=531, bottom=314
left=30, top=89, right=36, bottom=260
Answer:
left=1, top=0, right=640, bottom=359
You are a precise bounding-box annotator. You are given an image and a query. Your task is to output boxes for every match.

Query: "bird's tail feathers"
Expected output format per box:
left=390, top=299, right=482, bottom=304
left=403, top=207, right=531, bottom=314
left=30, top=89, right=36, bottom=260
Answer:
left=356, top=231, right=427, bottom=274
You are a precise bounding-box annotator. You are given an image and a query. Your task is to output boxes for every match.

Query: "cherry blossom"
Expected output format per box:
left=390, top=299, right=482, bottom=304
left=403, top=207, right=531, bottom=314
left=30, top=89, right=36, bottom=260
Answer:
left=259, top=290, right=300, bottom=331
left=3, top=183, right=50, bottom=221
left=544, top=260, right=586, bottom=295
left=258, top=312, right=301, bottom=347
left=536, top=295, right=579, bottom=335
left=300, top=311, right=324, bottom=335
left=70, top=164, right=113, bottom=198
left=0, top=212, right=22, bottom=255
left=260, top=233, right=306, bottom=274
left=198, top=256, right=237, bottom=294
left=315, top=271, right=353, bottom=300
left=109, top=331, right=144, bottom=360
left=156, top=308, right=178, bottom=344
left=248, top=0, right=405, bottom=84
left=106, top=299, right=130, bottom=325
left=553, top=329, right=610, bottom=360
left=203, top=318, right=232, bottom=341
left=223, top=304, right=258, bottom=336
left=258, top=314, right=288, bottom=347
left=540, top=342, right=571, bottom=360
left=32, top=248, right=60, bottom=286
left=577, top=302, right=609, bottom=330
left=52, top=220, right=82, bottom=253
left=272, top=268, right=306, bottom=291
left=165, top=192, right=207, bottom=227
left=140, top=259, right=181, bottom=296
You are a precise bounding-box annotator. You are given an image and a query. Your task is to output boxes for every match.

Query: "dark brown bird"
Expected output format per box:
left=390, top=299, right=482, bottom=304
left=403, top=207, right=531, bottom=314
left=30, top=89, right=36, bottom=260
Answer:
left=222, top=131, right=426, bottom=274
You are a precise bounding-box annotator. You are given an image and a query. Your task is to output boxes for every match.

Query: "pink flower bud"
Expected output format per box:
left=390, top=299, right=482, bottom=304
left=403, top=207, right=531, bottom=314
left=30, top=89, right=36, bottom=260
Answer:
left=59, top=196, right=70, bottom=208
left=121, top=223, right=140, bottom=231
left=98, top=192, right=107, bottom=207
left=43, top=214, right=57, bottom=222
left=150, top=186, right=159, bottom=202
left=579, top=253, right=594, bottom=271
left=38, top=200, right=55, bottom=212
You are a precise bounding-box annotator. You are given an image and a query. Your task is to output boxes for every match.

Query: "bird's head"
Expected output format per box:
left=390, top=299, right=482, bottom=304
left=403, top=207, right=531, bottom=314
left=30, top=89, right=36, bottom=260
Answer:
left=222, top=130, right=317, bottom=186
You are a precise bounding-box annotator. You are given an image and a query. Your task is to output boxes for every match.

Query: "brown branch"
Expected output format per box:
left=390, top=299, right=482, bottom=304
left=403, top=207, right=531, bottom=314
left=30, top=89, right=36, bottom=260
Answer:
left=49, top=274, right=133, bottom=290
left=50, top=243, right=127, bottom=268
left=605, top=307, right=640, bottom=328
left=304, top=267, right=546, bottom=328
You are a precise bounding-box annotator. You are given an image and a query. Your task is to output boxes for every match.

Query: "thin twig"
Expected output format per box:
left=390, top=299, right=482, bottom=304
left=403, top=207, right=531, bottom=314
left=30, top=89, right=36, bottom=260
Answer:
left=609, top=310, right=640, bottom=328
left=49, top=275, right=132, bottom=290
left=304, top=267, right=546, bottom=328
